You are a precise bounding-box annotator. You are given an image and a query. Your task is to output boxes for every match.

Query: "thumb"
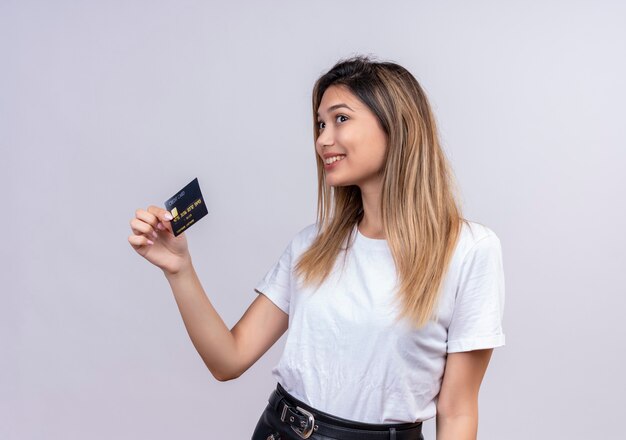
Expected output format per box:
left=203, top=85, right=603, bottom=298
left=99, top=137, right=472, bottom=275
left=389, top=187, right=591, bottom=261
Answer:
left=162, top=210, right=174, bottom=222
left=148, top=205, right=175, bottom=233
left=161, top=210, right=175, bottom=234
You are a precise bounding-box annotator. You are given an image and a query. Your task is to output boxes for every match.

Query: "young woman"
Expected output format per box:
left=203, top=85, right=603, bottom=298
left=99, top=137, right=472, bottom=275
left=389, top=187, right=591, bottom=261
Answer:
left=128, top=55, right=506, bottom=440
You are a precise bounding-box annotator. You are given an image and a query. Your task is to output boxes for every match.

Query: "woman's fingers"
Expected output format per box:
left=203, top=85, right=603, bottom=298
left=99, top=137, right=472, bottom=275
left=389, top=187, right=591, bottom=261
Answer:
left=130, top=216, right=158, bottom=239
left=135, top=208, right=158, bottom=228
left=128, top=233, right=154, bottom=247
left=147, top=205, right=173, bottom=222
left=129, top=206, right=175, bottom=250
left=147, top=205, right=174, bottom=234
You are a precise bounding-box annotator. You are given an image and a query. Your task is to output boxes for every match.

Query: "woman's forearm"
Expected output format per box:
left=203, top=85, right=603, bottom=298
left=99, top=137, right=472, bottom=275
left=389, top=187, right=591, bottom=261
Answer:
left=436, top=413, right=478, bottom=440
left=164, top=259, right=239, bottom=381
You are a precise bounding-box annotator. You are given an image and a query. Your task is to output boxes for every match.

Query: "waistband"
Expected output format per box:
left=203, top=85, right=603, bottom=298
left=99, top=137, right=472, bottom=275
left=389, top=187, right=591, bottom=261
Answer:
left=268, top=382, right=423, bottom=440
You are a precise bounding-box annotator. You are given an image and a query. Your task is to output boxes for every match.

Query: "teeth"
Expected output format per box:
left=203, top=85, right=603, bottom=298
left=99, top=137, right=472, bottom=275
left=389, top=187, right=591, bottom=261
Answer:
left=325, top=155, right=346, bottom=164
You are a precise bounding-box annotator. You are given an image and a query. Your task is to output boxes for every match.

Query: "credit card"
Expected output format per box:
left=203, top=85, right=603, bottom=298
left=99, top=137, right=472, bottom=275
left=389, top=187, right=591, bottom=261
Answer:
left=164, top=177, right=209, bottom=236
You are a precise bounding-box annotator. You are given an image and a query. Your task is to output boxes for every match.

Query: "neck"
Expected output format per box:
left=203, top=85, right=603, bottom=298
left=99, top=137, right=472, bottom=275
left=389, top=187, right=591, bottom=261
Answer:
left=357, top=181, right=384, bottom=239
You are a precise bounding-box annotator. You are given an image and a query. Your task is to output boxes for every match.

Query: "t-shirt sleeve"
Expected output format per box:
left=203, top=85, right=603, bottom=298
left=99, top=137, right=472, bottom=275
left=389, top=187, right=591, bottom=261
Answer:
left=447, top=233, right=506, bottom=353
left=253, top=239, right=293, bottom=315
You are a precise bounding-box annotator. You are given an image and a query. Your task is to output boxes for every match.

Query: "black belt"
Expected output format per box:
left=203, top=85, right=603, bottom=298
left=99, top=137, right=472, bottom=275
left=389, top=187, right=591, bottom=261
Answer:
left=268, top=383, right=423, bottom=440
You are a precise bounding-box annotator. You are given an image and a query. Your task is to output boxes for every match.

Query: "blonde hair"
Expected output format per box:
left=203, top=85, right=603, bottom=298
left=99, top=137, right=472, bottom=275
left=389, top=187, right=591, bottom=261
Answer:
left=294, top=55, right=467, bottom=329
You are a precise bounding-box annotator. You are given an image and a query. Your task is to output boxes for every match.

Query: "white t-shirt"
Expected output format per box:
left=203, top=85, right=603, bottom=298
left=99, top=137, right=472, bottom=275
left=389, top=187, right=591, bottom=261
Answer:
left=253, top=220, right=506, bottom=424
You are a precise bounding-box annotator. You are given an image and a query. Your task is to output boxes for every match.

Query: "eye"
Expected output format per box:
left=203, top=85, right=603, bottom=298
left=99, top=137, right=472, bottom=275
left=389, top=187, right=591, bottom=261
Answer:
left=317, top=114, right=349, bottom=131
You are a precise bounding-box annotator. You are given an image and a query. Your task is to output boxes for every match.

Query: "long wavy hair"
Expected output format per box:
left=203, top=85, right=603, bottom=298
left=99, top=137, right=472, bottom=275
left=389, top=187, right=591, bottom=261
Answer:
left=294, top=54, right=467, bottom=329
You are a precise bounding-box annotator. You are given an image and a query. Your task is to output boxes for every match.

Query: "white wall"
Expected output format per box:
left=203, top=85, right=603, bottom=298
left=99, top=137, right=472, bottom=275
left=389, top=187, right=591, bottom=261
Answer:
left=2, top=1, right=625, bottom=438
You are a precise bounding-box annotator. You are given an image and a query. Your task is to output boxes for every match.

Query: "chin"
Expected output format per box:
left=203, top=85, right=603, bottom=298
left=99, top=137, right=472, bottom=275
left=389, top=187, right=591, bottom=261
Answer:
left=325, top=177, right=352, bottom=187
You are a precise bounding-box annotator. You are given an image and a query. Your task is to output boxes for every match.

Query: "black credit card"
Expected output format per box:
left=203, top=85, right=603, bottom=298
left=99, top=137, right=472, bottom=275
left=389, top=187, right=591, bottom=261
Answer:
left=164, top=177, right=209, bottom=236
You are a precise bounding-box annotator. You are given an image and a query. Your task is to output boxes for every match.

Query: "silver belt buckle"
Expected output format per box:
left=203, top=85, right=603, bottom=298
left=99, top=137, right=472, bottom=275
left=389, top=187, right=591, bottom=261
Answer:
left=291, top=406, right=315, bottom=439
left=281, top=403, right=315, bottom=439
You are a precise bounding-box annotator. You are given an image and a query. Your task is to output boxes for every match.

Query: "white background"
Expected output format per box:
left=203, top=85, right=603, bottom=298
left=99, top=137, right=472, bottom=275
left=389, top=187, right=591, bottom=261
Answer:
left=2, top=1, right=625, bottom=438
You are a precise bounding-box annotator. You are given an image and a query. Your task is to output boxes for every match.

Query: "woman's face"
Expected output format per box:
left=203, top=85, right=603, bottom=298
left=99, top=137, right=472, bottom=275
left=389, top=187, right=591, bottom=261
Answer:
left=315, top=85, right=388, bottom=190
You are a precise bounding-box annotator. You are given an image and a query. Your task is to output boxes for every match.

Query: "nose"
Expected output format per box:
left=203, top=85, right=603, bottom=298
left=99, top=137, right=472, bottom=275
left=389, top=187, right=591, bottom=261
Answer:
left=316, top=125, right=334, bottom=150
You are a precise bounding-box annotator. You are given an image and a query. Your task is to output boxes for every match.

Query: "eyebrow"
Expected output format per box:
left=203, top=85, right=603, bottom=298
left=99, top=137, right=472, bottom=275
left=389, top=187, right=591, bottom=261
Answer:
left=316, top=103, right=354, bottom=118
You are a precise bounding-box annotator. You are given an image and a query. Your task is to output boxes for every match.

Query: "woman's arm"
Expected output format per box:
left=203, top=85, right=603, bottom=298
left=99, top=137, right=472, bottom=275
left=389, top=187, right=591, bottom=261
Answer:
left=436, top=348, right=494, bottom=440
left=165, top=261, right=289, bottom=381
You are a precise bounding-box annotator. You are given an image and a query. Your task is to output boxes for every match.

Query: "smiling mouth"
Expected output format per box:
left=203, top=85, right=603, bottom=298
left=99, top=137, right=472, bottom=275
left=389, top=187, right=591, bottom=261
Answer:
left=324, top=154, right=346, bottom=165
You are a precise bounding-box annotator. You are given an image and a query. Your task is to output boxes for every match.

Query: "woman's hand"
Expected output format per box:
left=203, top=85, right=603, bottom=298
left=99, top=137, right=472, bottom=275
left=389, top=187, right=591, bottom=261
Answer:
left=128, top=205, right=191, bottom=275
